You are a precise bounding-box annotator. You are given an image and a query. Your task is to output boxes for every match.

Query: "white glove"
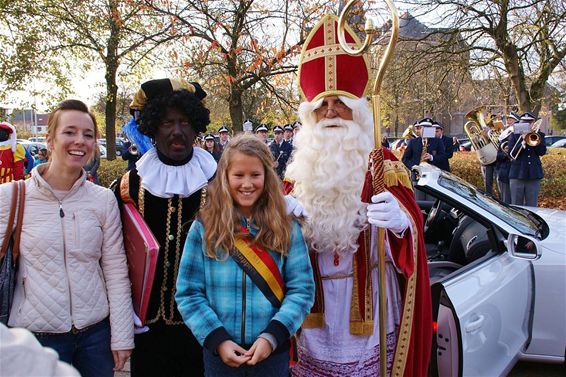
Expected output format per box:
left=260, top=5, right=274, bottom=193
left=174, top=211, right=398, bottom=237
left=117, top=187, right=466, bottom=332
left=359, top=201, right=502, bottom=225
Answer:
left=367, top=192, right=409, bottom=235
left=284, top=195, right=308, bottom=218
left=133, top=312, right=149, bottom=334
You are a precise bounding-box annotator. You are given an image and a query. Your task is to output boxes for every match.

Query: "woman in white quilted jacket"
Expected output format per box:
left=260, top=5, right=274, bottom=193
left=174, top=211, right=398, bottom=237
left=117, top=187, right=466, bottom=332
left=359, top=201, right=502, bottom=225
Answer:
left=1, top=99, right=134, bottom=377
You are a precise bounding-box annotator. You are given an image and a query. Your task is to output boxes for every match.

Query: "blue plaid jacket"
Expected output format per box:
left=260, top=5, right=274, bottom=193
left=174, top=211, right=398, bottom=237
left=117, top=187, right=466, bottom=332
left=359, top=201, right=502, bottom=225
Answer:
left=175, top=218, right=314, bottom=353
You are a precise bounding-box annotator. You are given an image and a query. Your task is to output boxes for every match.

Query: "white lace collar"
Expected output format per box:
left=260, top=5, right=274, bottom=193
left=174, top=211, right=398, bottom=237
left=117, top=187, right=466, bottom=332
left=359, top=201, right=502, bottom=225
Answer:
left=136, top=147, right=217, bottom=198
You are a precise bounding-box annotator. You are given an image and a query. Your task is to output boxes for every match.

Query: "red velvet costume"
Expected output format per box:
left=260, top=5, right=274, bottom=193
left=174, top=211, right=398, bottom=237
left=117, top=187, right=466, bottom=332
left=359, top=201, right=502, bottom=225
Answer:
left=0, top=122, right=25, bottom=183
left=286, top=14, right=432, bottom=377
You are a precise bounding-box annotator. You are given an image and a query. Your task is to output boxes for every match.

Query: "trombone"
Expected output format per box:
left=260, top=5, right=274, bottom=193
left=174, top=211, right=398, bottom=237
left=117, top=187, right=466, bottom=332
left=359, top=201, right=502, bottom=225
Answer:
left=508, top=119, right=542, bottom=160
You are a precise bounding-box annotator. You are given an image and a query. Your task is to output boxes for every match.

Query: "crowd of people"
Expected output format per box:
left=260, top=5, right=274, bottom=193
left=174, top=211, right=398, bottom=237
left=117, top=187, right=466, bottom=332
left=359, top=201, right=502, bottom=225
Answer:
left=0, top=11, right=551, bottom=377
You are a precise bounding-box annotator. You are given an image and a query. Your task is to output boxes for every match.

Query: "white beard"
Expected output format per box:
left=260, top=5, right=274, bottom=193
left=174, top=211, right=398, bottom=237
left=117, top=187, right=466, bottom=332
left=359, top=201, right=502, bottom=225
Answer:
left=286, top=97, right=374, bottom=255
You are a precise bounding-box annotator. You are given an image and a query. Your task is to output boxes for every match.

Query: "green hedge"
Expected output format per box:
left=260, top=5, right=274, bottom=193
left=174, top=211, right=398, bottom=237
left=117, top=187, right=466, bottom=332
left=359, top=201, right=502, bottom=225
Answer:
left=98, top=159, right=128, bottom=188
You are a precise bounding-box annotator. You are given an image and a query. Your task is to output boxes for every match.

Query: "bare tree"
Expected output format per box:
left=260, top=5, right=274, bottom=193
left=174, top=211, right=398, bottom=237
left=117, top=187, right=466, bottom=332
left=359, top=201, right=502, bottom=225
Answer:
left=400, top=0, right=566, bottom=115
left=147, top=0, right=334, bottom=131
left=1, top=0, right=176, bottom=159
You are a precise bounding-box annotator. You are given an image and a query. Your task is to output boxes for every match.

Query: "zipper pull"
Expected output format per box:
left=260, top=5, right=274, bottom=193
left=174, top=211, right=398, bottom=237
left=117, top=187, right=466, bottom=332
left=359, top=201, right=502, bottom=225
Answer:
left=59, top=204, right=65, bottom=218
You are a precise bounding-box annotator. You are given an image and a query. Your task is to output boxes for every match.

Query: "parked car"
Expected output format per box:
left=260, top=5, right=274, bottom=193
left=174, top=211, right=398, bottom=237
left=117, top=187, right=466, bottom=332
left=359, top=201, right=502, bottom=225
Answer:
left=412, top=164, right=565, bottom=376
left=550, top=139, right=566, bottom=148
left=98, top=144, right=107, bottom=159
left=27, top=136, right=46, bottom=143
left=20, top=141, right=47, bottom=156
left=97, top=137, right=127, bottom=156
left=543, top=135, right=566, bottom=147
left=458, top=140, right=472, bottom=151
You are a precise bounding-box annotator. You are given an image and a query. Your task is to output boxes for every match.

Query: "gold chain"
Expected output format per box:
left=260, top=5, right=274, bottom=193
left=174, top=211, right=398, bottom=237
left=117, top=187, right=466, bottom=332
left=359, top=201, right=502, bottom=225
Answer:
left=138, top=184, right=145, bottom=217
left=168, top=196, right=183, bottom=322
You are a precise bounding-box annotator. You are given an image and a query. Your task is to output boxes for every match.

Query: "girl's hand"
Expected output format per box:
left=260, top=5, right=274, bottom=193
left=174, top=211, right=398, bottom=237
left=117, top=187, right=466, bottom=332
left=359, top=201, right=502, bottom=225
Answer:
left=112, top=349, right=132, bottom=371
left=244, top=337, right=272, bottom=365
left=217, top=340, right=251, bottom=368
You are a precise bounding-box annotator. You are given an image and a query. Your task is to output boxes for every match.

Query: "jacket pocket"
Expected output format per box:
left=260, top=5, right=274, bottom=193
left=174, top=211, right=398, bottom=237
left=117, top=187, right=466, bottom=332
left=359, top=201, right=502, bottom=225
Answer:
left=71, top=211, right=103, bottom=258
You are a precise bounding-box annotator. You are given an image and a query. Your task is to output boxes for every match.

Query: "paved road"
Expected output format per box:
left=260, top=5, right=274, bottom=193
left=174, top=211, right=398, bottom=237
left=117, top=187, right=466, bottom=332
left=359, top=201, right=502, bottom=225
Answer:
left=115, top=360, right=564, bottom=376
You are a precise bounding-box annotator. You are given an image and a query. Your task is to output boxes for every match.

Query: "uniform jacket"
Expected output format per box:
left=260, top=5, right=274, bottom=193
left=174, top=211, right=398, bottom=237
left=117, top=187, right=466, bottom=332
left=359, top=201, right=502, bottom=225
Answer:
left=430, top=135, right=453, bottom=172
left=507, top=132, right=546, bottom=180
left=402, top=136, right=446, bottom=172
left=269, top=140, right=293, bottom=179
left=2, top=165, right=134, bottom=350
left=176, top=218, right=314, bottom=354
left=496, top=148, right=511, bottom=183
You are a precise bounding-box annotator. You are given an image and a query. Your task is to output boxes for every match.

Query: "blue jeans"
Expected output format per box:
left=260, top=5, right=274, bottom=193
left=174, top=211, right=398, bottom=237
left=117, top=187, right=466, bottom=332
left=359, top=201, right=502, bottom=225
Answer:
left=35, top=318, right=114, bottom=377
left=204, top=348, right=289, bottom=377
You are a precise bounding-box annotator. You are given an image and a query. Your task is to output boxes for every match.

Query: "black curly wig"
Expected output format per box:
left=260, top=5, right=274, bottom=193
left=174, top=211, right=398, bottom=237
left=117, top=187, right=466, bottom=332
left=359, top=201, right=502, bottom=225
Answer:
left=138, top=90, right=210, bottom=138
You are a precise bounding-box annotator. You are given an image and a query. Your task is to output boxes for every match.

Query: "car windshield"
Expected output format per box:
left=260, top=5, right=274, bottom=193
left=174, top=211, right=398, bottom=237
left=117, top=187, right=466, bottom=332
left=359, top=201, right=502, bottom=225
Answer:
left=437, top=172, right=540, bottom=238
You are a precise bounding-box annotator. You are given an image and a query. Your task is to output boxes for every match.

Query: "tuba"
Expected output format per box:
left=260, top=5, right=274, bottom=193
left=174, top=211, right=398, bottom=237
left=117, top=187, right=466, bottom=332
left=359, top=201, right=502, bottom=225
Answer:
left=464, top=107, right=498, bottom=165
left=402, top=124, right=417, bottom=139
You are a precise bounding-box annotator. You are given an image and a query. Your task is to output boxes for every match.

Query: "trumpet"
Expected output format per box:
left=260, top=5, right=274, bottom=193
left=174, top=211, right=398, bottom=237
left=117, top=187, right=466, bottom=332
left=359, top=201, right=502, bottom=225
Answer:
left=128, top=144, right=139, bottom=156
left=509, top=119, right=542, bottom=160
left=420, top=137, right=428, bottom=162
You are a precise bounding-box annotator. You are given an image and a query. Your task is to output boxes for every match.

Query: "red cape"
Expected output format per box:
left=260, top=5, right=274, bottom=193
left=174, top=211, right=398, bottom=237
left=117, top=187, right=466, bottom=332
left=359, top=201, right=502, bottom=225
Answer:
left=285, top=148, right=432, bottom=377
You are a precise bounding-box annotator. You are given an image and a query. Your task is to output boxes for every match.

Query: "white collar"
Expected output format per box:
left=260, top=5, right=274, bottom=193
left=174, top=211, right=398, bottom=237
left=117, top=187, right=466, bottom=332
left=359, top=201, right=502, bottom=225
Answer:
left=136, top=147, right=217, bottom=198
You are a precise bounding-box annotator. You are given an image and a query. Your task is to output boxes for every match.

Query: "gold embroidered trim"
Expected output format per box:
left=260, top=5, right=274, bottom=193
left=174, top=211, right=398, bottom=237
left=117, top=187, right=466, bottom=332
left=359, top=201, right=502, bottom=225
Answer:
left=301, top=43, right=360, bottom=64
left=320, top=272, right=353, bottom=280
left=350, top=321, right=375, bottom=335
left=383, top=160, right=413, bottom=191
left=325, top=18, right=336, bottom=92
left=302, top=313, right=324, bottom=329
left=391, top=203, right=418, bottom=377
left=349, top=229, right=373, bottom=336
left=119, top=171, right=133, bottom=204
left=297, top=14, right=371, bottom=101
left=144, top=195, right=184, bottom=326
left=138, top=184, right=145, bottom=218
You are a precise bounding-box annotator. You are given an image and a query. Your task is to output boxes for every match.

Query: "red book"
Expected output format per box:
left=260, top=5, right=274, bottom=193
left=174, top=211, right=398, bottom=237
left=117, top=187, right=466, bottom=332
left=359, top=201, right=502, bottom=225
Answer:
left=121, top=202, right=160, bottom=325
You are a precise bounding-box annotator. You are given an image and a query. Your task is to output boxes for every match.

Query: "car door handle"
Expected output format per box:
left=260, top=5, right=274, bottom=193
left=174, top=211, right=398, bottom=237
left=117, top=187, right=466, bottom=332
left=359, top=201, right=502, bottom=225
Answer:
left=465, top=314, right=485, bottom=333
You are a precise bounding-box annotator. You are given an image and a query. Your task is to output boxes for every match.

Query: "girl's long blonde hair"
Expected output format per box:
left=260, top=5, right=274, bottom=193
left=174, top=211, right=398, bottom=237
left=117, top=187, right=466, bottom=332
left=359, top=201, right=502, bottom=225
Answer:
left=200, top=134, right=292, bottom=259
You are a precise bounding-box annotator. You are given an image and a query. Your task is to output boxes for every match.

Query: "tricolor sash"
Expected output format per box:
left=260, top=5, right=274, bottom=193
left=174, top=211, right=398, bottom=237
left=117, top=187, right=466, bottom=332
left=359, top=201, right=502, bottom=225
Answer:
left=232, top=230, right=285, bottom=308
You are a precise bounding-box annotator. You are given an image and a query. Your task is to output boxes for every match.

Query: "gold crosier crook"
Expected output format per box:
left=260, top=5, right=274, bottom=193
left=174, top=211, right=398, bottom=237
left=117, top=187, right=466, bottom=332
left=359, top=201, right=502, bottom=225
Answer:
left=338, top=1, right=399, bottom=376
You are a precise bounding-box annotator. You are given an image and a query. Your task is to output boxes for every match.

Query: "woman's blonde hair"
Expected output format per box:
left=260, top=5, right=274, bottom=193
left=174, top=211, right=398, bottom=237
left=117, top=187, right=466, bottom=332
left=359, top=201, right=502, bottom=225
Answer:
left=200, top=134, right=291, bottom=259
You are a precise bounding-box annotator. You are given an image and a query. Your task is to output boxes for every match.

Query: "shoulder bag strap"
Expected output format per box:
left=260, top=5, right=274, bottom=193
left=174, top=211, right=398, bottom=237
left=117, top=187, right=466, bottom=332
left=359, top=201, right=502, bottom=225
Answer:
left=12, top=180, right=25, bottom=260
left=0, top=181, right=19, bottom=258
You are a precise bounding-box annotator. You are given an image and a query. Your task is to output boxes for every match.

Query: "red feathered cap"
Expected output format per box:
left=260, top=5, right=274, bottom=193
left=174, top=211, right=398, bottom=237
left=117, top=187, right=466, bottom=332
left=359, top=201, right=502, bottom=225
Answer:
left=299, top=14, right=370, bottom=102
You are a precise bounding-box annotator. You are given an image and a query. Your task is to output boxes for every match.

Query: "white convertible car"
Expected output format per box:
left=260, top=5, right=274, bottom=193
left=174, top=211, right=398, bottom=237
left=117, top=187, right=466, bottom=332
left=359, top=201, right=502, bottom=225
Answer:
left=413, top=164, right=565, bottom=377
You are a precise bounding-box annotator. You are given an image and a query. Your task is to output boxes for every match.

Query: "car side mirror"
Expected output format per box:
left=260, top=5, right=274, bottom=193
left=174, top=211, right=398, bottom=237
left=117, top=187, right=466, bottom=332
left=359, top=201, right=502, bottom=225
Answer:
left=507, top=234, right=541, bottom=260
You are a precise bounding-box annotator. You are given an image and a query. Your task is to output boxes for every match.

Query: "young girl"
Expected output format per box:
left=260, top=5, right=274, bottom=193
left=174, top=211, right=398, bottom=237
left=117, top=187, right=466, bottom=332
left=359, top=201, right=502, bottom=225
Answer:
left=175, top=134, right=314, bottom=376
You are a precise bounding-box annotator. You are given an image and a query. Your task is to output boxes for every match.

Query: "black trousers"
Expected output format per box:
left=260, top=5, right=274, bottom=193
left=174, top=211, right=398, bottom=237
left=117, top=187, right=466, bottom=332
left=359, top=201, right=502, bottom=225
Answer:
left=131, top=322, right=204, bottom=377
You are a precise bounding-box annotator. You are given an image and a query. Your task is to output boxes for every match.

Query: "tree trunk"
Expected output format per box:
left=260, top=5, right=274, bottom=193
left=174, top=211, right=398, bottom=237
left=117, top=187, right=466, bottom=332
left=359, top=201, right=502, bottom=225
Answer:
left=105, top=1, right=119, bottom=160
left=229, top=86, right=244, bottom=133
left=499, top=41, right=531, bottom=113
left=104, top=62, right=118, bottom=160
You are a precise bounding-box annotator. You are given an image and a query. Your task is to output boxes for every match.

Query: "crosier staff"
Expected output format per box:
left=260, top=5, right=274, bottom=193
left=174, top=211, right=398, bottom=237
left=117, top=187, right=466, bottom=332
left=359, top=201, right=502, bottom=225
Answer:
left=337, top=1, right=399, bottom=376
